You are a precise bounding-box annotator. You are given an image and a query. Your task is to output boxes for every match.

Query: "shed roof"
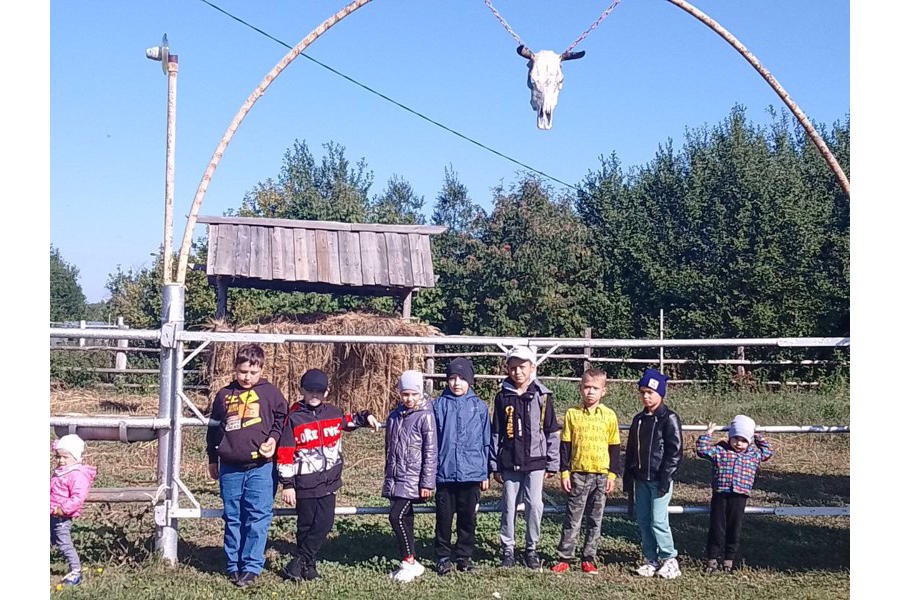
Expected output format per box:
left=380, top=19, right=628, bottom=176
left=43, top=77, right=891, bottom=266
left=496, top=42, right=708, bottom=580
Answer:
left=198, top=216, right=446, bottom=295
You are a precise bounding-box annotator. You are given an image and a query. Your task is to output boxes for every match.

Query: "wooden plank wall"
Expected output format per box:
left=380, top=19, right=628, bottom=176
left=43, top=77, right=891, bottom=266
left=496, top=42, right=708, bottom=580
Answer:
left=208, top=224, right=437, bottom=288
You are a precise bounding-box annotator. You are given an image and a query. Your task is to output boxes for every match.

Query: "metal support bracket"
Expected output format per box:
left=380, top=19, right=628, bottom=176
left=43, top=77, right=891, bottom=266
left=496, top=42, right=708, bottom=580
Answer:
left=160, top=322, right=182, bottom=348
left=180, top=340, right=211, bottom=368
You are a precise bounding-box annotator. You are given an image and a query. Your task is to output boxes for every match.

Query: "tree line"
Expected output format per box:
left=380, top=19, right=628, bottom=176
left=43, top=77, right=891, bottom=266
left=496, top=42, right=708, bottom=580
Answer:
left=52, top=106, right=849, bottom=355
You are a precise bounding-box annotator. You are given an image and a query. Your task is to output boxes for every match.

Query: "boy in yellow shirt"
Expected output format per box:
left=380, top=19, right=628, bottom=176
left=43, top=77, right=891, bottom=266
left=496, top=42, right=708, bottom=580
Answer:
left=550, top=368, right=621, bottom=574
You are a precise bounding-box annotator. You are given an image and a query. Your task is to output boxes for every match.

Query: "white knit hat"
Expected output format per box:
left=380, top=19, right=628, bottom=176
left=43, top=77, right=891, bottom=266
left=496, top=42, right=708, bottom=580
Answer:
left=55, top=434, right=85, bottom=462
left=729, top=415, right=756, bottom=443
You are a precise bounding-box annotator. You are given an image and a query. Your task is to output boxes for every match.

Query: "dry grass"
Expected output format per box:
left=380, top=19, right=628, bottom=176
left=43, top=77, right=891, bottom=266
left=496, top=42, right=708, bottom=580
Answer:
left=204, top=313, right=440, bottom=418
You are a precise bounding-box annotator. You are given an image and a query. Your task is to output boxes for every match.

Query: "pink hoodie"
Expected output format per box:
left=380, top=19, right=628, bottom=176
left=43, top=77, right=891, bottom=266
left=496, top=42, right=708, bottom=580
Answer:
left=50, top=463, right=97, bottom=518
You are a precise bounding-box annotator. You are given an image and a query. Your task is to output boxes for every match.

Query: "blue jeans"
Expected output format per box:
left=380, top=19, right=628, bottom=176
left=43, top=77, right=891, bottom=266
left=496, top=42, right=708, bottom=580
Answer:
left=634, top=480, right=677, bottom=562
left=219, top=461, right=274, bottom=575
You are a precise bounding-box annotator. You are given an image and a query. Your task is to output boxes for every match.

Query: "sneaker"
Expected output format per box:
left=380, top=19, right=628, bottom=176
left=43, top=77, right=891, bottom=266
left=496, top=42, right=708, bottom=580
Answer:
left=524, top=550, right=541, bottom=570
left=62, top=571, right=82, bottom=586
left=436, top=558, right=453, bottom=576
left=722, top=560, right=734, bottom=575
left=456, top=557, right=477, bottom=573
left=392, top=559, right=425, bottom=583
left=635, top=561, right=660, bottom=577
left=580, top=560, right=599, bottom=575
left=283, top=557, right=306, bottom=581
left=236, top=572, right=258, bottom=587
left=227, top=571, right=241, bottom=585
left=500, top=550, right=515, bottom=568
left=704, top=559, right=719, bottom=575
left=550, top=561, right=570, bottom=573
left=655, top=557, right=681, bottom=579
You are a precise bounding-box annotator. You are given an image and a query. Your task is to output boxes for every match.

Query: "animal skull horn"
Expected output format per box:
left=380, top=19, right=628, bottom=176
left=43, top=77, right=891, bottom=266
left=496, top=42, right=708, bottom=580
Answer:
left=516, top=44, right=585, bottom=130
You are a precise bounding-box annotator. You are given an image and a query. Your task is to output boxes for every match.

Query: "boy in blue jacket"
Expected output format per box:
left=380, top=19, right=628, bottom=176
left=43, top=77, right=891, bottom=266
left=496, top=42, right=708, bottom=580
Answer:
left=432, top=357, right=491, bottom=576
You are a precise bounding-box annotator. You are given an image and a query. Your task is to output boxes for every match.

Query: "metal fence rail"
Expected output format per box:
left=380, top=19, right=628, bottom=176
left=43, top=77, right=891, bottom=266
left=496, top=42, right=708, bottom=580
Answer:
left=49, top=324, right=851, bottom=564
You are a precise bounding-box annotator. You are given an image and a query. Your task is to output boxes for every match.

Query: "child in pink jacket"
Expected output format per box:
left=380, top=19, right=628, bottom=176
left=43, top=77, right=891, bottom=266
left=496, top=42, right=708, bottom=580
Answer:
left=50, top=434, right=97, bottom=586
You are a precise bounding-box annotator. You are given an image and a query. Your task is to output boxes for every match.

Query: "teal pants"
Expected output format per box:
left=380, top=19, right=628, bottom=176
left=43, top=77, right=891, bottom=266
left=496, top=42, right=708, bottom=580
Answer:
left=634, top=480, right=677, bottom=562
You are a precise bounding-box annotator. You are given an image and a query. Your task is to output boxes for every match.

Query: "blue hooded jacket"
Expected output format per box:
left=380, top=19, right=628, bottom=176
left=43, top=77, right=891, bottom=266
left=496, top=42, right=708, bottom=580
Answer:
left=433, top=387, right=491, bottom=483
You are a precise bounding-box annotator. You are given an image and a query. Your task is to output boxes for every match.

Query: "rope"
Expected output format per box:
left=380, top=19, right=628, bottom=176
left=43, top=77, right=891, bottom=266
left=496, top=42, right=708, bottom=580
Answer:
left=483, top=0, right=525, bottom=46
left=484, top=0, right=624, bottom=53
left=563, top=0, right=624, bottom=55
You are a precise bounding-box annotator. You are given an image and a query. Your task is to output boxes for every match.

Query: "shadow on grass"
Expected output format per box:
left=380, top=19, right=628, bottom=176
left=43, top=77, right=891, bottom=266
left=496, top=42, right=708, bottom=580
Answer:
left=677, top=455, right=849, bottom=505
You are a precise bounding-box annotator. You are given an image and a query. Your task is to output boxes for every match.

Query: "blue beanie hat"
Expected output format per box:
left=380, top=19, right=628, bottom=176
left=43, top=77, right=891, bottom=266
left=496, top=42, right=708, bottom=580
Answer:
left=637, top=368, right=669, bottom=398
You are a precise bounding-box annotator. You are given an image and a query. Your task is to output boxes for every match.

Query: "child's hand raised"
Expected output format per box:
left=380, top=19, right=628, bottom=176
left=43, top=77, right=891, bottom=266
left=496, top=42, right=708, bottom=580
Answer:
left=705, top=422, right=717, bottom=436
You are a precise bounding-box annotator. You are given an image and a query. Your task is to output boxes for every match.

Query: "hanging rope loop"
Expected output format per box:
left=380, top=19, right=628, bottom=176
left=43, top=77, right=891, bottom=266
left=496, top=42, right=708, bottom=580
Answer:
left=484, top=0, right=624, bottom=53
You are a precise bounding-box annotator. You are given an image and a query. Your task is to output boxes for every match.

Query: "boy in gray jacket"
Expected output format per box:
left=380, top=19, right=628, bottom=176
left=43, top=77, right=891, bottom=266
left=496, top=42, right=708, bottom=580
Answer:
left=382, top=370, right=437, bottom=583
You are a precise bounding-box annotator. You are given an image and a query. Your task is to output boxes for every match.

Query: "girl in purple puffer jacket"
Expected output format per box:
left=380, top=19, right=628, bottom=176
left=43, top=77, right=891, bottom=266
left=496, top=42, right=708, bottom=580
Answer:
left=50, top=434, right=97, bottom=586
left=382, top=370, right=437, bottom=583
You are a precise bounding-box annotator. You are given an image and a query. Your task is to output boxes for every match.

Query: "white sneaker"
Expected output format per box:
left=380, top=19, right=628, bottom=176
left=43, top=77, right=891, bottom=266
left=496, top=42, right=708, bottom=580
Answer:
left=392, top=559, right=425, bottom=583
left=655, top=557, right=681, bottom=579
left=635, top=561, right=660, bottom=577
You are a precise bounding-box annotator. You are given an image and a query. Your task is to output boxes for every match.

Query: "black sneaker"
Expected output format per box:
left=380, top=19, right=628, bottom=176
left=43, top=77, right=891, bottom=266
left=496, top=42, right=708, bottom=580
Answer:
left=283, top=557, right=306, bottom=581
left=524, top=550, right=541, bottom=570
left=236, top=572, right=258, bottom=588
left=303, top=562, right=321, bottom=581
left=500, top=550, right=515, bottom=568
left=227, top=572, right=241, bottom=585
left=456, top=557, right=477, bottom=572
left=436, top=558, right=453, bottom=576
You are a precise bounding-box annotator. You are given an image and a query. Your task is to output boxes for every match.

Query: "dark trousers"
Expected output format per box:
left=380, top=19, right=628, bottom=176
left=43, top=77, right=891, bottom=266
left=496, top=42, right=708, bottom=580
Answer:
left=434, top=482, right=481, bottom=561
left=295, top=493, right=336, bottom=565
left=706, top=491, right=749, bottom=561
left=388, top=497, right=417, bottom=559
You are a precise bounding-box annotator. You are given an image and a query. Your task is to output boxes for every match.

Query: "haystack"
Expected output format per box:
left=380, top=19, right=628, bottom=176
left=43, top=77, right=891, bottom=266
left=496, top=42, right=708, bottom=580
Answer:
left=205, top=313, right=440, bottom=419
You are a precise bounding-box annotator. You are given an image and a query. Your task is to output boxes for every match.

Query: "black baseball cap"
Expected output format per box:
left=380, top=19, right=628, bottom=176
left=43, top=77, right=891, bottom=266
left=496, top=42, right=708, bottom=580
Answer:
left=300, top=369, right=329, bottom=392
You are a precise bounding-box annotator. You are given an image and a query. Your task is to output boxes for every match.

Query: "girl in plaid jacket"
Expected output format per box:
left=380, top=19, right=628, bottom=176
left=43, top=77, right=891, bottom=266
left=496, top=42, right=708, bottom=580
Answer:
left=696, top=414, right=773, bottom=574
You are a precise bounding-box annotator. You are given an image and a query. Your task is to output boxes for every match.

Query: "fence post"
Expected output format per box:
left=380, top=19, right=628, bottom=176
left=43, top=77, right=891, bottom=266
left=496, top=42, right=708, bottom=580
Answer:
left=425, top=344, right=435, bottom=395
left=583, top=327, right=592, bottom=374
left=659, top=309, right=665, bottom=371
left=736, top=345, right=746, bottom=383
left=79, top=319, right=86, bottom=347
left=115, top=316, right=129, bottom=372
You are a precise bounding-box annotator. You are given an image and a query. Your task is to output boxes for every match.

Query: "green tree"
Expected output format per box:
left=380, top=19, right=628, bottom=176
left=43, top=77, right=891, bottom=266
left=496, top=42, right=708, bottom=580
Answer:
left=50, top=246, right=86, bottom=322
left=237, top=140, right=373, bottom=222
left=370, top=175, right=425, bottom=225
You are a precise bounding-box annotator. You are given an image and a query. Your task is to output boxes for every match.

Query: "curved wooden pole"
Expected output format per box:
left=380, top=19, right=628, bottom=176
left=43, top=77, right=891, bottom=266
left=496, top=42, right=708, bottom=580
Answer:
left=175, top=0, right=375, bottom=284
left=665, top=0, right=850, bottom=198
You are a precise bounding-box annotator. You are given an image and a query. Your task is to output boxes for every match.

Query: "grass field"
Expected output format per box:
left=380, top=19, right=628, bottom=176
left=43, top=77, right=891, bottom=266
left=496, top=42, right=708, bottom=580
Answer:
left=49, top=381, right=850, bottom=599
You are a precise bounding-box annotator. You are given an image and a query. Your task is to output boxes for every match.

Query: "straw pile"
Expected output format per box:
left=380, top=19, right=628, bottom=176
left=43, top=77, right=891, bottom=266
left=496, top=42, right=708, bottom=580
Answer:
left=205, top=313, right=440, bottom=419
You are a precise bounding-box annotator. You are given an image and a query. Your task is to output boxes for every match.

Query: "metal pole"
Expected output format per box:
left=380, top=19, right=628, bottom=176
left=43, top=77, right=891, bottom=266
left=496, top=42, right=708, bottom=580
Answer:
left=155, top=284, right=184, bottom=564
left=163, top=56, right=178, bottom=284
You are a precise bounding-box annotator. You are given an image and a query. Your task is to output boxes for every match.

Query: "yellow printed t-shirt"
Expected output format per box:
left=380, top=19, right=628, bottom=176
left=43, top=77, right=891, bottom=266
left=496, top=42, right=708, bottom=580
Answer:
left=561, top=403, right=621, bottom=478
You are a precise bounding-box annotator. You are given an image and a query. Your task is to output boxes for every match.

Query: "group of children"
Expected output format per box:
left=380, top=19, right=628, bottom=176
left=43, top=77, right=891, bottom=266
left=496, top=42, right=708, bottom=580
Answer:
left=50, top=342, right=774, bottom=586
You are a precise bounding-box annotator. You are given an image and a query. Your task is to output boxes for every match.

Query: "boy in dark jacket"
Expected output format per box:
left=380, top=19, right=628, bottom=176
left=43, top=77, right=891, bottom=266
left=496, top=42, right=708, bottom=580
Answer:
left=382, top=370, right=437, bottom=583
left=206, top=343, right=288, bottom=587
left=277, top=369, right=378, bottom=582
left=623, top=368, right=683, bottom=579
left=490, top=346, right=561, bottom=570
left=432, top=357, right=491, bottom=576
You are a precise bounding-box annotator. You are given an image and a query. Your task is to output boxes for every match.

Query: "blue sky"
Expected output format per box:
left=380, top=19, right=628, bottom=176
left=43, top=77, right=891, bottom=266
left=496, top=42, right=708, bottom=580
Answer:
left=50, top=1, right=850, bottom=302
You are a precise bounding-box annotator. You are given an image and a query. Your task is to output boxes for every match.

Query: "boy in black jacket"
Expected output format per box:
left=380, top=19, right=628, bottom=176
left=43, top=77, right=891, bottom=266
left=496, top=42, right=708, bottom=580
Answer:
left=277, top=369, right=378, bottom=582
left=206, top=343, right=288, bottom=588
left=623, top=368, right=683, bottom=579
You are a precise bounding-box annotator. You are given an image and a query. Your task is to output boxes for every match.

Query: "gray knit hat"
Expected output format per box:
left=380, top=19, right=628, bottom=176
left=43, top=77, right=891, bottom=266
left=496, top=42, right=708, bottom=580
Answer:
left=398, top=370, right=424, bottom=394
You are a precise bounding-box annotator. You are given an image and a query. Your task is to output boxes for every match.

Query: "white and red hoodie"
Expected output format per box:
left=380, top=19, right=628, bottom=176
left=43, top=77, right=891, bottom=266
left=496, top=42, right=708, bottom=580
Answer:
left=277, top=401, right=371, bottom=499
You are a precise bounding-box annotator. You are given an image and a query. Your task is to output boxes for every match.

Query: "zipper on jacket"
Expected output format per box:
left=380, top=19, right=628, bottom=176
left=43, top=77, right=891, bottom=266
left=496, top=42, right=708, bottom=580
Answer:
left=646, top=416, right=657, bottom=480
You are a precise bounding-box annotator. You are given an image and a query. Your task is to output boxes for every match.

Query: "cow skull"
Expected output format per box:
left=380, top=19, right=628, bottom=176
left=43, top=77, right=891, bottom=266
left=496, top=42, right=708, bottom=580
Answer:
left=517, top=45, right=585, bottom=130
